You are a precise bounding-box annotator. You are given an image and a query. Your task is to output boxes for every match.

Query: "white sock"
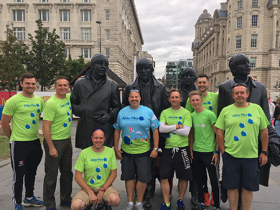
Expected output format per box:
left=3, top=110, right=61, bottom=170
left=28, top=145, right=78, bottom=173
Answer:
left=136, top=202, right=142, bottom=206
left=128, top=202, right=133, bottom=205
left=26, top=197, right=33, bottom=200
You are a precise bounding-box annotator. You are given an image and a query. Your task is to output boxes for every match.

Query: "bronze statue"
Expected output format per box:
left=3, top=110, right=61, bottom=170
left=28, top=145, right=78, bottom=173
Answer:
left=122, top=57, right=169, bottom=209
left=178, top=67, right=198, bottom=107
left=71, top=54, right=121, bottom=149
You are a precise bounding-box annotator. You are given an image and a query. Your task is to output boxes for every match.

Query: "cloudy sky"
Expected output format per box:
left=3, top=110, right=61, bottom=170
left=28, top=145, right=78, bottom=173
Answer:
left=134, top=0, right=222, bottom=78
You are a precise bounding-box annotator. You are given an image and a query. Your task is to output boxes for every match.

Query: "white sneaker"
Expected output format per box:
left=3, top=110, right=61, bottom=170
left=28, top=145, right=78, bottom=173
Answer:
left=135, top=203, right=144, bottom=210
left=123, top=202, right=134, bottom=210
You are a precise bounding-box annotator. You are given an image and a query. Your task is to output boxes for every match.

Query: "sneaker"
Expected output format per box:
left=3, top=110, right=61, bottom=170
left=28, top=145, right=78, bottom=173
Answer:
left=85, top=204, right=93, bottom=210
left=191, top=194, right=198, bottom=206
left=191, top=203, right=206, bottom=210
left=160, top=203, right=171, bottom=210
left=105, top=204, right=112, bottom=210
left=135, top=203, right=144, bottom=210
left=95, top=202, right=105, bottom=210
left=143, top=198, right=152, bottom=209
left=210, top=191, right=214, bottom=206
left=176, top=199, right=185, bottom=210
left=203, top=192, right=210, bottom=207
left=123, top=202, right=134, bottom=210
left=60, top=201, right=71, bottom=206
left=15, top=204, right=23, bottom=210
left=213, top=208, right=221, bottom=210
left=22, top=196, right=44, bottom=206
left=46, top=208, right=57, bottom=210
left=220, top=182, right=227, bottom=203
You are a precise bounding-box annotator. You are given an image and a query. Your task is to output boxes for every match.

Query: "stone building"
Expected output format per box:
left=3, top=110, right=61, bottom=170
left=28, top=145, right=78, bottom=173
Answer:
left=192, top=0, right=280, bottom=92
left=0, top=0, right=143, bottom=84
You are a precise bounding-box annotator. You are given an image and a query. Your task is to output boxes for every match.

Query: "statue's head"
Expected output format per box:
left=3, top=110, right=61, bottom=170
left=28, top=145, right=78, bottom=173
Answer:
left=90, top=54, right=109, bottom=77
left=136, top=57, right=154, bottom=83
left=229, top=53, right=251, bottom=76
left=180, top=67, right=197, bottom=87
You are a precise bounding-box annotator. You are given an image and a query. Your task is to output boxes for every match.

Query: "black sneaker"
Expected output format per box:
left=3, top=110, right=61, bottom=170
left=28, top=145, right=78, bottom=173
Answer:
left=191, top=194, right=198, bottom=206
left=85, top=204, right=93, bottom=210
left=95, top=202, right=105, bottom=210
left=191, top=203, right=206, bottom=210
left=143, top=198, right=152, bottom=209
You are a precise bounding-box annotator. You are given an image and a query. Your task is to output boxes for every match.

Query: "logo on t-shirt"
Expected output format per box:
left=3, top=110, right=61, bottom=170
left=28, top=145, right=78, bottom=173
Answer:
left=232, top=113, right=254, bottom=142
left=121, top=116, right=145, bottom=121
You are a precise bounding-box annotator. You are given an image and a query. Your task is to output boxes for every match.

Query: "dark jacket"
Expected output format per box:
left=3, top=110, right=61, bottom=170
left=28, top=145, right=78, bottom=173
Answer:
left=122, top=76, right=170, bottom=119
left=218, top=77, right=271, bottom=186
left=70, top=72, right=121, bottom=149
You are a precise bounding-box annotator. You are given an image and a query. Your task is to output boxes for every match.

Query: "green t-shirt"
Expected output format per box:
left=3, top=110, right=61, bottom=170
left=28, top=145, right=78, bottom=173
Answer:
left=191, top=109, right=217, bottom=152
left=43, top=94, right=72, bottom=140
left=74, top=146, right=117, bottom=188
left=160, top=107, right=192, bottom=148
left=215, top=103, right=269, bottom=158
left=186, top=92, right=218, bottom=115
left=2, top=93, right=43, bottom=141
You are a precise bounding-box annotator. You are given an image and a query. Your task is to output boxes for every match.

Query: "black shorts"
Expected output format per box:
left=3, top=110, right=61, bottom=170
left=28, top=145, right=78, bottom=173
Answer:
left=222, top=152, right=259, bottom=191
left=159, top=146, right=192, bottom=181
left=121, top=155, right=152, bottom=183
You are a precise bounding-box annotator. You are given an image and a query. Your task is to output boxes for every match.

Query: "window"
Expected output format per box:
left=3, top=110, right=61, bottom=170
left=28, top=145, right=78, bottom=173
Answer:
left=60, top=10, right=70, bottom=21
left=60, top=28, right=70, bottom=40
left=252, top=15, right=258, bottom=26
left=236, top=36, right=241, bottom=49
left=228, top=39, right=231, bottom=51
left=43, top=27, right=49, bottom=39
left=105, top=10, right=110, bottom=20
left=40, top=0, right=48, bottom=2
left=39, top=10, right=49, bottom=21
left=250, top=57, right=256, bottom=68
left=64, top=48, right=70, bottom=58
left=13, top=10, right=25, bottom=21
left=105, top=30, right=110, bottom=40
left=81, top=48, right=91, bottom=58
left=13, top=27, right=25, bottom=40
left=105, top=48, right=110, bottom=58
left=251, top=34, right=257, bottom=47
left=81, top=28, right=91, bottom=40
left=237, top=17, right=242, bottom=28
left=237, top=1, right=243, bottom=9
left=82, top=0, right=90, bottom=2
left=252, top=0, right=258, bottom=7
left=60, top=0, right=69, bottom=2
left=228, top=21, right=231, bottom=32
left=14, top=0, right=23, bottom=2
left=81, top=10, right=91, bottom=21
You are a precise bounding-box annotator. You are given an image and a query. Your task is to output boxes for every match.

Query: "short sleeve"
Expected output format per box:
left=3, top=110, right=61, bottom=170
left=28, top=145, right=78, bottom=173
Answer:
left=258, top=106, right=270, bottom=130
left=110, top=149, right=117, bottom=170
left=2, top=97, right=16, bottom=116
left=183, top=110, right=192, bottom=127
left=215, top=108, right=225, bottom=130
left=74, top=150, right=85, bottom=173
left=149, top=110, right=160, bottom=130
left=113, top=112, right=121, bottom=130
left=209, top=111, right=217, bottom=125
left=159, top=110, right=167, bottom=124
left=43, top=100, right=56, bottom=121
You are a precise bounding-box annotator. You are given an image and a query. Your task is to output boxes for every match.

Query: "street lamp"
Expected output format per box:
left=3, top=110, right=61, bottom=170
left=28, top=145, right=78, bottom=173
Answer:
left=96, top=19, right=101, bottom=53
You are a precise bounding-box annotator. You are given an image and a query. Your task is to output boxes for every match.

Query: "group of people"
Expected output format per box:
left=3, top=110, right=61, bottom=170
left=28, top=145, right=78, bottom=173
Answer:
left=1, top=53, right=274, bottom=210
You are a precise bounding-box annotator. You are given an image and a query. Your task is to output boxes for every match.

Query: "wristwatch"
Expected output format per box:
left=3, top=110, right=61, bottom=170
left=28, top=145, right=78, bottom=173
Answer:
left=154, top=148, right=159, bottom=151
left=100, top=187, right=106, bottom=192
left=261, top=151, right=268, bottom=156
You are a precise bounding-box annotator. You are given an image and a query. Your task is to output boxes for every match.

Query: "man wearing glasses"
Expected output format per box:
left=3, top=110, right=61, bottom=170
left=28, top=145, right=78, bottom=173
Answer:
left=114, top=89, right=160, bottom=210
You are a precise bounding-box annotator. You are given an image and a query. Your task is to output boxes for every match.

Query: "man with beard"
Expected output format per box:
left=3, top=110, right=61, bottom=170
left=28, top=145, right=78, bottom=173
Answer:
left=71, top=54, right=121, bottom=149
left=122, top=57, right=169, bottom=209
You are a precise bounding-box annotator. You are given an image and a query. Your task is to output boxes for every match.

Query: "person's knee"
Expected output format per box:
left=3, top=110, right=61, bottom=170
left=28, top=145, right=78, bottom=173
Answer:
left=107, top=193, right=120, bottom=207
left=71, top=199, right=85, bottom=210
left=161, top=179, right=169, bottom=184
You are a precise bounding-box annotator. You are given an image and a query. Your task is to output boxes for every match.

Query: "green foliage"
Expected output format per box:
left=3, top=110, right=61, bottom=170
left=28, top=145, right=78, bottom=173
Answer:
left=64, top=55, right=90, bottom=82
left=26, top=19, right=66, bottom=91
left=0, top=27, right=27, bottom=96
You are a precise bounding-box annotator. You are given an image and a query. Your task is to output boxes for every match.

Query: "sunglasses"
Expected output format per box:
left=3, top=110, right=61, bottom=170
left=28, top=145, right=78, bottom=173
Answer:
left=130, top=89, right=139, bottom=93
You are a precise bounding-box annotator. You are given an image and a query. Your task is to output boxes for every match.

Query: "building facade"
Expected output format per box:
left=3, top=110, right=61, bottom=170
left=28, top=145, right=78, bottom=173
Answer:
left=192, top=0, right=280, bottom=92
left=0, top=0, right=143, bottom=84
left=165, top=58, right=193, bottom=90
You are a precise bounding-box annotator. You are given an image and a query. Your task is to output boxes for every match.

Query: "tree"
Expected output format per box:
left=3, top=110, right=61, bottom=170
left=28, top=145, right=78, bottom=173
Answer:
left=0, top=26, right=28, bottom=97
left=64, top=55, right=90, bottom=82
left=26, top=19, right=66, bottom=91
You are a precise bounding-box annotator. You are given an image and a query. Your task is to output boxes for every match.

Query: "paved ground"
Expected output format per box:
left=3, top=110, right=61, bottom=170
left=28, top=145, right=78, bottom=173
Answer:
left=1, top=119, right=280, bottom=210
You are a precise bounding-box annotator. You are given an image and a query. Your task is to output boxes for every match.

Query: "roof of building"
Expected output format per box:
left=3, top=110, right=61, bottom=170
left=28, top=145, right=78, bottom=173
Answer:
left=69, top=65, right=127, bottom=88
left=198, top=9, right=212, bottom=21
left=130, top=0, right=144, bottom=44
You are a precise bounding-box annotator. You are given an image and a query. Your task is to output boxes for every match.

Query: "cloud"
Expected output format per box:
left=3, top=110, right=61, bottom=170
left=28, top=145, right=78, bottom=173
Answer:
left=135, top=131, right=142, bottom=134
left=134, top=0, right=222, bottom=78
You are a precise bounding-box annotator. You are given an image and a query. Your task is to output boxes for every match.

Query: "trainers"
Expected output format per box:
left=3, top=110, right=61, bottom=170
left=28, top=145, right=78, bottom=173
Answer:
left=191, top=203, right=206, bottom=210
left=95, top=202, right=105, bottom=210
left=191, top=194, right=198, bottom=206
left=15, top=204, right=23, bottom=210
left=60, top=201, right=71, bottom=206
left=123, top=202, right=134, bottom=210
left=160, top=203, right=171, bottom=210
left=203, top=192, right=210, bottom=207
left=213, top=208, right=221, bottom=210
left=85, top=204, right=93, bottom=210
left=22, top=196, right=44, bottom=206
left=143, top=198, right=152, bottom=209
left=105, top=204, right=112, bottom=210
left=176, top=199, right=185, bottom=210
left=135, top=203, right=144, bottom=210
left=210, top=191, right=214, bottom=206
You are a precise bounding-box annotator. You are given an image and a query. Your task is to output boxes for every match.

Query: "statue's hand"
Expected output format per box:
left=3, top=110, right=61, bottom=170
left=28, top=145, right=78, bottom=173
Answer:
left=94, top=110, right=111, bottom=124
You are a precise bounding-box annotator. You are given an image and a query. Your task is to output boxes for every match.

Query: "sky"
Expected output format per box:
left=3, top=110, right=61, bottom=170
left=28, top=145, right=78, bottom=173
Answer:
left=134, top=0, right=223, bottom=78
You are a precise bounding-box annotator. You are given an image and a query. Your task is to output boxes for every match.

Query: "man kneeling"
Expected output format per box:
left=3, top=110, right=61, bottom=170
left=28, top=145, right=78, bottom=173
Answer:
left=71, top=129, right=120, bottom=210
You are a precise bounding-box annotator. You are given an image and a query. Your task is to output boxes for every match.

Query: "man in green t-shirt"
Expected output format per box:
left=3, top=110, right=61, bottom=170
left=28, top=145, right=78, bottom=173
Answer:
left=188, top=90, right=220, bottom=210
left=42, top=76, right=73, bottom=210
left=71, top=129, right=120, bottom=210
left=185, top=74, right=218, bottom=206
left=1, top=73, right=44, bottom=210
left=215, top=84, right=269, bottom=210
left=159, top=89, right=192, bottom=210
